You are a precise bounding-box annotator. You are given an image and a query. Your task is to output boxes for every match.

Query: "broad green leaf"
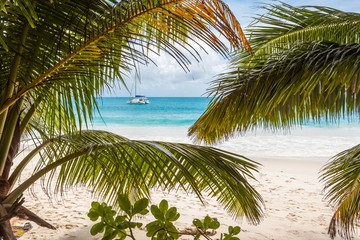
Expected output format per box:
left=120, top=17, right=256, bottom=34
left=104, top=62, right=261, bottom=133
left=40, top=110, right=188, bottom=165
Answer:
left=232, top=226, right=241, bottom=235
left=118, top=220, right=139, bottom=229
left=165, top=222, right=179, bottom=239
left=146, top=220, right=164, bottom=237
left=90, top=222, right=105, bottom=235
left=165, top=207, right=178, bottom=221
left=194, top=232, right=201, bottom=240
left=193, top=219, right=203, bottom=228
left=104, top=226, right=117, bottom=239
left=151, top=205, right=165, bottom=221
left=209, top=220, right=220, bottom=230
left=87, top=210, right=100, bottom=221
left=159, top=200, right=168, bottom=213
left=156, top=229, right=168, bottom=240
left=91, top=201, right=100, bottom=209
left=117, top=229, right=127, bottom=239
left=118, top=194, right=132, bottom=215
left=104, top=228, right=117, bottom=240
left=133, top=198, right=149, bottom=215
left=140, top=209, right=149, bottom=215
left=204, top=216, right=211, bottom=228
left=170, top=213, right=180, bottom=222
left=115, top=215, right=127, bottom=224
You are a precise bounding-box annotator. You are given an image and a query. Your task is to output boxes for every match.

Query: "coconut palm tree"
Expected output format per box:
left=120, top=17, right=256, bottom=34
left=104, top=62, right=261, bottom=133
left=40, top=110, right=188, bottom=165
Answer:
left=0, top=0, right=264, bottom=239
left=188, top=3, right=360, bottom=239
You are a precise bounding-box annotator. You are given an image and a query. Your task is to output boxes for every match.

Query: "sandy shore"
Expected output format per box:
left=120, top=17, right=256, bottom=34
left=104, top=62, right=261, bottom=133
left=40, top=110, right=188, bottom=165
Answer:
left=16, top=155, right=358, bottom=240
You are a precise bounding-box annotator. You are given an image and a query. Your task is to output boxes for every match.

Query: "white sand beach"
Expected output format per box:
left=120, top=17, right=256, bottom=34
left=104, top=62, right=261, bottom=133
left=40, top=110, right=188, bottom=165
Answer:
left=13, top=123, right=360, bottom=240
left=16, top=154, right=357, bottom=240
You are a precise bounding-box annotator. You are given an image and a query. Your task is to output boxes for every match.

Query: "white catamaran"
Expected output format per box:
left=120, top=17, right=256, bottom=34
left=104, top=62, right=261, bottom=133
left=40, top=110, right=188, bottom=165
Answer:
left=127, top=75, right=149, bottom=104
left=126, top=95, right=149, bottom=104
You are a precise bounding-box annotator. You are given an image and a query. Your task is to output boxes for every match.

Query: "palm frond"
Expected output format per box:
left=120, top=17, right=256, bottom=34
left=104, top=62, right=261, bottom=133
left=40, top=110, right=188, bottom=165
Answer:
left=1, top=0, right=39, bottom=27
left=0, top=0, right=248, bottom=114
left=6, top=130, right=263, bottom=223
left=248, top=3, right=360, bottom=54
left=188, top=2, right=360, bottom=144
left=189, top=41, right=360, bottom=143
left=187, top=3, right=360, bottom=238
left=0, top=0, right=250, bottom=145
left=0, top=35, right=7, bottom=51
left=320, top=145, right=360, bottom=239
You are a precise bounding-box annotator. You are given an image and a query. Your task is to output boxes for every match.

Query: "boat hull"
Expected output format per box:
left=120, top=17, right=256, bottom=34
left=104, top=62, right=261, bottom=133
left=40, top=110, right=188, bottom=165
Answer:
left=126, top=98, right=149, bottom=104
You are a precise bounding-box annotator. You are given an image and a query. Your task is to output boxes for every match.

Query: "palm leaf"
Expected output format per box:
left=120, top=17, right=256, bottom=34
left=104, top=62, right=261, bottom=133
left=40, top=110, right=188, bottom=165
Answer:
left=0, top=0, right=249, bottom=115
left=7, top=130, right=263, bottom=223
left=0, top=0, right=251, bottom=147
left=188, top=3, right=360, bottom=144
left=189, top=41, right=360, bottom=143
left=188, top=3, right=360, bottom=238
left=0, top=1, right=264, bottom=233
left=0, top=35, right=7, bottom=51
left=249, top=3, right=360, bottom=54
left=0, top=0, right=39, bottom=26
left=320, top=145, right=360, bottom=239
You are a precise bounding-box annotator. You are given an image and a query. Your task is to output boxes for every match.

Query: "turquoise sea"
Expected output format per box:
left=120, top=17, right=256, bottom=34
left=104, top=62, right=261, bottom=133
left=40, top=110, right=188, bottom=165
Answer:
left=93, top=97, right=210, bottom=126
left=94, top=97, right=360, bottom=128
left=92, top=97, right=360, bottom=161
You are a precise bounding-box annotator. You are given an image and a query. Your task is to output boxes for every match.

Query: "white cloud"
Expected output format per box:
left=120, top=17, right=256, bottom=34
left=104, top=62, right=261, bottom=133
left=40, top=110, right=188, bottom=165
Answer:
left=107, top=44, right=228, bottom=97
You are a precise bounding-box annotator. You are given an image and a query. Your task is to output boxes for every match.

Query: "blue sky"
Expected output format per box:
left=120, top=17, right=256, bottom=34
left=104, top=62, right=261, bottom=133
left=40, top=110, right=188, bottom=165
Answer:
left=105, top=0, right=360, bottom=97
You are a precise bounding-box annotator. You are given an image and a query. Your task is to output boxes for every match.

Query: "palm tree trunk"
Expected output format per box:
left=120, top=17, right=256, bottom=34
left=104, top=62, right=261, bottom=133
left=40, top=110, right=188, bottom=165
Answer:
left=0, top=208, right=15, bottom=240
left=0, top=196, right=25, bottom=240
left=0, top=20, right=29, bottom=174
left=0, top=103, right=22, bottom=198
left=0, top=197, right=55, bottom=239
left=0, top=112, right=21, bottom=239
left=0, top=114, right=55, bottom=238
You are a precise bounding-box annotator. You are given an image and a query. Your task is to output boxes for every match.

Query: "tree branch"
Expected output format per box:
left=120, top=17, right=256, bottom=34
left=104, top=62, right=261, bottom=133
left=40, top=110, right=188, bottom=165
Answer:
left=0, top=194, right=24, bottom=223
left=4, top=205, right=56, bottom=230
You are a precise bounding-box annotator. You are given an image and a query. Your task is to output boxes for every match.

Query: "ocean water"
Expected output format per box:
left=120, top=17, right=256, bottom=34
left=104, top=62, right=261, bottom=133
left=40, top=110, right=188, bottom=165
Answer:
left=92, top=97, right=360, bottom=161
left=93, top=97, right=209, bottom=126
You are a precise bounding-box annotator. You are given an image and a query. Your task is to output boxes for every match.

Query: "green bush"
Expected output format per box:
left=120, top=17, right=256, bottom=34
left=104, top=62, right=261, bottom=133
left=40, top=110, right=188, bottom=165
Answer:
left=88, top=195, right=242, bottom=240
